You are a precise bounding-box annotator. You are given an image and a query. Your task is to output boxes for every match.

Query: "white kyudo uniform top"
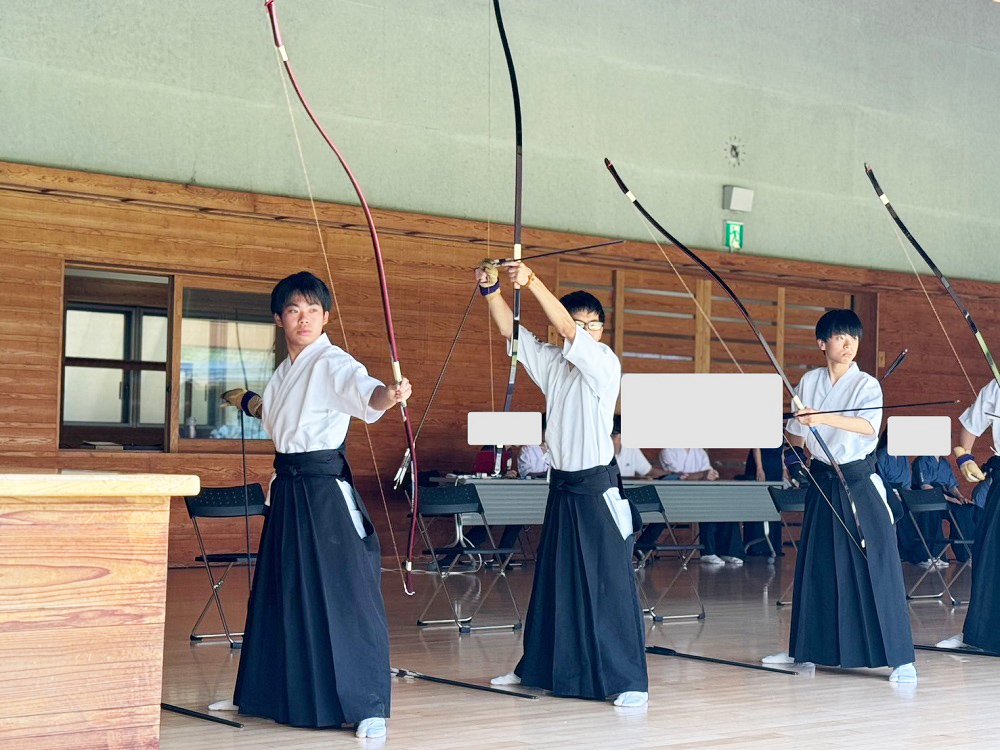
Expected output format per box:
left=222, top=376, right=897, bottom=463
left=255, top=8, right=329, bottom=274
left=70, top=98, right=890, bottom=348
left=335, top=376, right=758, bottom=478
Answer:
left=959, top=380, right=1000, bottom=454
left=518, top=444, right=551, bottom=477
left=515, top=327, right=632, bottom=536
left=658, top=447, right=711, bottom=474
left=263, top=333, right=386, bottom=536
left=617, top=446, right=652, bottom=478
left=786, top=363, right=888, bottom=512
left=514, top=328, right=619, bottom=472
left=785, top=363, right=882, bottom=465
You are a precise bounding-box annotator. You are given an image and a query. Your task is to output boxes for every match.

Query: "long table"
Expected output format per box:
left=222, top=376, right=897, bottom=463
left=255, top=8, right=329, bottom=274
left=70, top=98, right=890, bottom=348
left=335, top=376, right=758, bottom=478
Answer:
left=435, top=476, right=783, bottom=526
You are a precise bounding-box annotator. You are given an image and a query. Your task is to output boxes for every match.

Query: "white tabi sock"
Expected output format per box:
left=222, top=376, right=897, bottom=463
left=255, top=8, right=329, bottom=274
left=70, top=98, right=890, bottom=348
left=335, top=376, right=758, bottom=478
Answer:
left=613, top=691, right=648, bottom=707
left=889, top=663, right=917, bottom=683
left=207, top=698, right=238, bottom=711
left=356, top=717, right=387, bottom=738
left=936, top=634, right=966, bottom=648
left=490, top=671, right=521, bottom=686
left=761, top=651, right=794, bottom=665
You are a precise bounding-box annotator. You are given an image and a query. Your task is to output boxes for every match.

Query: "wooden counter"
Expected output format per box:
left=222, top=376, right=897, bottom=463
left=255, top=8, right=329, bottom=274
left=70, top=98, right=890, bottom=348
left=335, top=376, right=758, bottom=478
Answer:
left=0, top=473, right=200, bottom=749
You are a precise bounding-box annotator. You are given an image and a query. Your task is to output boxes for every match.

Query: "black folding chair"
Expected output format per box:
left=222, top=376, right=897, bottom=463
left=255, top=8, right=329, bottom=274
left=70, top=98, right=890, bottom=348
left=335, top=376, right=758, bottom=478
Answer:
left=627, top=485, right=705, bottom=622
left=767, top=486, right=808, bottom=607
left=415, top=484, right=523, bottom=633
left=184, top=484, right=267, bottom=648
left=898, top=487, right=966, bottom=606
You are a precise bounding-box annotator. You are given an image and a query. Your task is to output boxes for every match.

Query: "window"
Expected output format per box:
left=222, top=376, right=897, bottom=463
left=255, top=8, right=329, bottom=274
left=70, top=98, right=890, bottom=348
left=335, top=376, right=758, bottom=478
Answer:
left=178, top=285, right=280, bottom=444
left=60, top=268, right=281, bottom=452
left=61, top=269, right=169, bottom=449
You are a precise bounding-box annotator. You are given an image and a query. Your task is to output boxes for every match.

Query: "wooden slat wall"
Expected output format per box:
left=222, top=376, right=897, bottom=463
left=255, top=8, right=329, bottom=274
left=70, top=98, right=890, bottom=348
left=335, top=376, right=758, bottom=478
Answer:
left=3, top=161, right=1000, bottom=563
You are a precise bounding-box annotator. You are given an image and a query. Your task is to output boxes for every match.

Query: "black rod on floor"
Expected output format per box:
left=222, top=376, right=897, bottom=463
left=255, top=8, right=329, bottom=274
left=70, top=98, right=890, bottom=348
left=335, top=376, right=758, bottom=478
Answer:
left=645, top=646, right=798, bottom=675
left=392, top=667, right=538, bottom=699
left=915, top=644, right=1000, bottom=658
left=161, top=702, right=244, bottom=728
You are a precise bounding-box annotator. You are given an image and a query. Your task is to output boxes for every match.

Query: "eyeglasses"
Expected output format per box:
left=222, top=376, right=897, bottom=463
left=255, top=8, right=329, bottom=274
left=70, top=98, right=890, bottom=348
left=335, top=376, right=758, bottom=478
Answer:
left=574, top=320, right=604, bottom=331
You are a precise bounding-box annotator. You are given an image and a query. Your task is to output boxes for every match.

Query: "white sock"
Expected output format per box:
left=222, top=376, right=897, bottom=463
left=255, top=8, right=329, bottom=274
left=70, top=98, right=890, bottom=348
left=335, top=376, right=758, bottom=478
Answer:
left=889, top=663, right=917, bottom=683
left=761, top=651, right=794, bottom=665
left=207, top=698, right=238, bottom=711
left=490, top=671, right=521, bottom=686
left=356, top=717, right=387, bottom=738
left=936, top=634, right=966, bottom=648
left=700, top=554, right=725, bottom=565
left=613, top=691, right=648, bottom=707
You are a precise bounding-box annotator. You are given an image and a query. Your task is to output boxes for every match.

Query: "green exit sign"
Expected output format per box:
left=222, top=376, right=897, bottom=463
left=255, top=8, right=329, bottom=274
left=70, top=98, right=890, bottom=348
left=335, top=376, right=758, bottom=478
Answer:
left=725, top=221, right=744, bottom=251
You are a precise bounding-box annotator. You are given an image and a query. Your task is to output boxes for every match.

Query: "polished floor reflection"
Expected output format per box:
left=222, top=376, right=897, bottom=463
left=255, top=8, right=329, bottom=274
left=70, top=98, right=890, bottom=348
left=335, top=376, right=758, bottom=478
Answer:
left=160, top=554, right=997, bottom=749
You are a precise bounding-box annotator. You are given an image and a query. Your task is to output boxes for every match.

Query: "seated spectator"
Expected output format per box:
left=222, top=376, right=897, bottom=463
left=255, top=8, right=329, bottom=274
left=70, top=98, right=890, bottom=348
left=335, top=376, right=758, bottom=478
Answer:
left=743, top=447, right=785, bottom=558
left=872, top=428, right=908, bottom=524
left=472, top=445, right=513, bottom=475
left=658, top=447, right=743, bottom=566
left=905, top=454, right=976, bottom=567
left=517, top=414, right=551, bottom=479
left=611, top=415, right=667, bottom=479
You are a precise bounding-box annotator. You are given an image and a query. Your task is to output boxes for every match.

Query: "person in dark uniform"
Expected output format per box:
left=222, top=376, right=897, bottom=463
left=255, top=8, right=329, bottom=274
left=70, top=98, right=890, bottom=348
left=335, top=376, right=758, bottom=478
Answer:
left=762, top=309, right=915, bottom=683
left=476, top=259, right=648, bottom=707
left=937, top=382, right=1000, bottom=652
left=211, top=271, right=412, bottom=739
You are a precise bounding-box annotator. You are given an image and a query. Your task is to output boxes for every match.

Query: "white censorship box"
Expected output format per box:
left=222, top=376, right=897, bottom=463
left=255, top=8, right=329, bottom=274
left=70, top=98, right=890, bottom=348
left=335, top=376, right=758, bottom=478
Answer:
left=468, top=411, right=542, bottom=446
left=620, top=373, right=783, bottom=449
left=887, top=415, right=951, bottom=457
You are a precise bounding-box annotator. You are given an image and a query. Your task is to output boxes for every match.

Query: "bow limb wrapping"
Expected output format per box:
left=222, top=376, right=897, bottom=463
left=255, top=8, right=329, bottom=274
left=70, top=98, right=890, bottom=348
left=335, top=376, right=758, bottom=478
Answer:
left=865, top=165, right=1000, bottom=393
left=264, top=0, right=419, bottom=595
left=605, top=158, right=868, bottom=555
left=492, top=0, right=523, bottom=475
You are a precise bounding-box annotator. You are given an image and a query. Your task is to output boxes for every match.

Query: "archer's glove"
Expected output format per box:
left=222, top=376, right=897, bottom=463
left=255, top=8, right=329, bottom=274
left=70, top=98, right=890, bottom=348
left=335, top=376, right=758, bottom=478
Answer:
left=477, top=260, right=501, bottom=297
left=954, top=446, right=986, bottom=483
left=222, top=388, right=263, bottom=419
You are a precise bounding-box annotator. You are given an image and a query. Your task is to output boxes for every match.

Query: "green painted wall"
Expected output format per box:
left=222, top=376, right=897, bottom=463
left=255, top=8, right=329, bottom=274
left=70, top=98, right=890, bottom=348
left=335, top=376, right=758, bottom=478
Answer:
left=3, top=1, right=999, bottom=280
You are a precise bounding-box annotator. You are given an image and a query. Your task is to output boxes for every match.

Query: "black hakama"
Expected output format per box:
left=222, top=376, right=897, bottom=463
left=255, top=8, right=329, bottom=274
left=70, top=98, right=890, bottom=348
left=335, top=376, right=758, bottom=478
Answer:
left=515, top=463, right=647, bottom=699
left=789, top=457, right=914, bottom=668
left=962, top=478, right=1000, bottom=651
left=234, top=450, right=390, bottom=727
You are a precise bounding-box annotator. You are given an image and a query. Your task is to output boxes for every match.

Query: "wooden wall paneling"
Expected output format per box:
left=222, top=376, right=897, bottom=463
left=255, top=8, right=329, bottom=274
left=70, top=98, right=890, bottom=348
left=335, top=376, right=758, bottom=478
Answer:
left=5, top=162, right=1000, bottom=557
left=853, top=291, right=880, bottom=376
left=613, top=269, right=625, bottom=359
left=0, top=250, right=62, bottom=452
left=776, top=287, right=786, bottom=368
left=694, top=279, right=712, bottom=373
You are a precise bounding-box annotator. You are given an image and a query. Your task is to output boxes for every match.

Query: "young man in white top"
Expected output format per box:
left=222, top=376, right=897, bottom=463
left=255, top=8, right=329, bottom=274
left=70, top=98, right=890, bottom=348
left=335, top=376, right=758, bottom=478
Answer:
left=763, top=309, right=915, bottom=683
left=937, top=379, right=1000, bottom=652
left=215, top=271, right=411, bottom=738
left=657, top=447, right=741, bottom=564
left=476, top=260, right=648, bottom=707
left=611, top=415, right=667, bottom=479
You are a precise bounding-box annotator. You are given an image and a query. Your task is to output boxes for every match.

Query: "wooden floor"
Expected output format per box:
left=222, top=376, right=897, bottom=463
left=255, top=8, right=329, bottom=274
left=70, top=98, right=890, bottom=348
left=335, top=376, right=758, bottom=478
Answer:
left=160, top=555, right=998, bottom=749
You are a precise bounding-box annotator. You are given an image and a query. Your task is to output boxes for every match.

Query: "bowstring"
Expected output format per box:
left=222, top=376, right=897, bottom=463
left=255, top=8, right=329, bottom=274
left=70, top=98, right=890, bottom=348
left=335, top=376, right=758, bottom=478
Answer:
left=625, top=209, right=868, bottom=555
left=271, top=47, right=408, bottom=587
left=486, top=0, right=497, bottom=414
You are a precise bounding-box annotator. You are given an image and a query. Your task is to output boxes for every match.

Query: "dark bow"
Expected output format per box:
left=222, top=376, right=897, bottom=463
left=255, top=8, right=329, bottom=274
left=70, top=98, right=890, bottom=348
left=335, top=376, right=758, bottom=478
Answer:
left=606, top=158, right=869, bottom=555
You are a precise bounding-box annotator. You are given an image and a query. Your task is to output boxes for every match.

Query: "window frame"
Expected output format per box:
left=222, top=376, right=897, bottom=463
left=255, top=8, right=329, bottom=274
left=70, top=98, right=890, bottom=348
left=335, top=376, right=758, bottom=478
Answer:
left=171, top=275, right=280, bottom=455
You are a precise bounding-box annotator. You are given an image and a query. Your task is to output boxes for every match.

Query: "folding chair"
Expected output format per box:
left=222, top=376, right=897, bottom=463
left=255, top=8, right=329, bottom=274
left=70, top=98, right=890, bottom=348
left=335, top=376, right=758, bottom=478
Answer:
left=415, top=484, right=523, bottom=633
left=627, top=485, right=705, bottom=622
left=184, top=484, right=267, bottom=648
left=767, top=485, right=808, bottom=607
left=898, top=487, right=963, bottom=606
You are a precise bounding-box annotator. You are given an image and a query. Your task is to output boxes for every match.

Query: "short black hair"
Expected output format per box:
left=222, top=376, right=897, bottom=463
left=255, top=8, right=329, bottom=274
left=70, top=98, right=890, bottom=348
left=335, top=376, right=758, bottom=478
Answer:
left=611, top=414, right=622, bottom=436
left=271, top=271, right=332, bottom=316
left=815, top=309, right=862, bottom=342
left=560, top=290, right=605, bottom=323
